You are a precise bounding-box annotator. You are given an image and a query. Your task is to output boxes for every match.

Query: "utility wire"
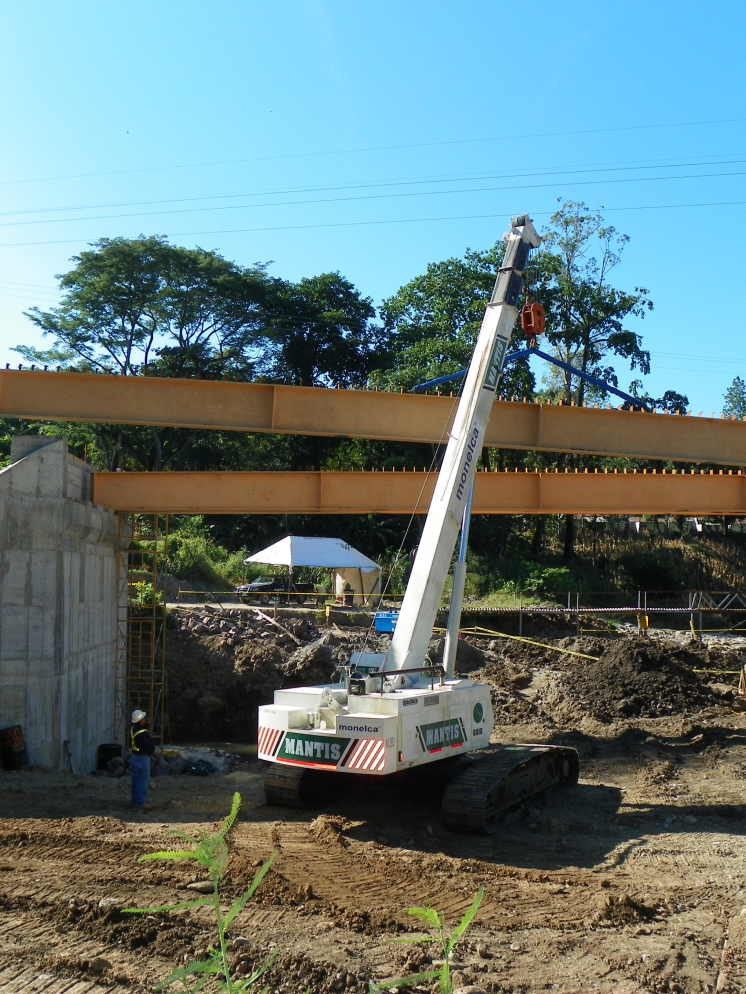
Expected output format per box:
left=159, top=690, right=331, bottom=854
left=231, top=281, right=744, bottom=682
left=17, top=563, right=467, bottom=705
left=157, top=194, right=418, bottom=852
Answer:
left=1, top=197, right=745, bottom=250
left=2, top=152, right=745, bottom=219
left=1, top=116, right=744, bottom=187
left=2, top=166, right=746, bottom=229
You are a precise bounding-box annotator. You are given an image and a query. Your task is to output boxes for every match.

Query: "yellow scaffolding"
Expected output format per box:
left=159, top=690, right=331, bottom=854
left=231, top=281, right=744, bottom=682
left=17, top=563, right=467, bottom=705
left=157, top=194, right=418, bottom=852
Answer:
left=115, top=513, right=169, bottom=745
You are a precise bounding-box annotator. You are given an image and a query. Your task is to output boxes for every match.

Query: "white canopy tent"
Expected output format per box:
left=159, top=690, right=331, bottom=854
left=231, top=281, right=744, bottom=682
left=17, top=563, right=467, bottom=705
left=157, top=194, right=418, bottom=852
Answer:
left=244, top=536, right=381, bottom=605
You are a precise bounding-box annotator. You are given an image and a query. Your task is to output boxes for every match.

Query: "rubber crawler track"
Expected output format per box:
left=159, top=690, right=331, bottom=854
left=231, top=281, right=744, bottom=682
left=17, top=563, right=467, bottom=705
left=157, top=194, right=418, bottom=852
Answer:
left=441, top=745, right=580, bottom=834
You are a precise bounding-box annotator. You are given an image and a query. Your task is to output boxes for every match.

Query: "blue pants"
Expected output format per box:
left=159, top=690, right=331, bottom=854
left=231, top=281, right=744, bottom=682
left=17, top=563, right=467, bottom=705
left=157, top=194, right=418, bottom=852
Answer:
left=130, top=753, right=150, bottom=807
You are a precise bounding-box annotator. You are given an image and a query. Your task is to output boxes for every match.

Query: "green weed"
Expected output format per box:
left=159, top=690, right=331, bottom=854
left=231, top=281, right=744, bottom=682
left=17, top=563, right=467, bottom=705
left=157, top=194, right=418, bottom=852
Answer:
left=370, top=887, right=484, bottom=993
left=124, top=792, right=275, bottom=993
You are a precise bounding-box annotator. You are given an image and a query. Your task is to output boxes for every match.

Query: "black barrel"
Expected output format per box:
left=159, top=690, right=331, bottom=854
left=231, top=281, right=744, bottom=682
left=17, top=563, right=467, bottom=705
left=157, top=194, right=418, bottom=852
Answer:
left=97, top=743, right=123, bottom=770
left=0, top=725, right=31, bottom=771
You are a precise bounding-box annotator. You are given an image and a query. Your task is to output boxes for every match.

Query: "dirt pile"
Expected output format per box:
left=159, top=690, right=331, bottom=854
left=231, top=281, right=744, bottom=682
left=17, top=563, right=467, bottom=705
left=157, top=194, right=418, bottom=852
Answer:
left=463, top=633, right=740, bottom=727
left=281, top=633, right=341, bottom=686
left=429, top=636, right=486, bottom=672
left=174, top=605, right=320, bottom=649
left=166, top=610, right=392, bottom=740
left=535, top=636, right=725, bottom=725
left=560, top=637, right=722, bottom=721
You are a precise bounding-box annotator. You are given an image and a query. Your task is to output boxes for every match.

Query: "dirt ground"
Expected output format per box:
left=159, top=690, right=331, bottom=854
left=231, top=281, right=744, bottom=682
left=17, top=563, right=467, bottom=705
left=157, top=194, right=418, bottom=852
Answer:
left=2, top=629, right=746, bottom=994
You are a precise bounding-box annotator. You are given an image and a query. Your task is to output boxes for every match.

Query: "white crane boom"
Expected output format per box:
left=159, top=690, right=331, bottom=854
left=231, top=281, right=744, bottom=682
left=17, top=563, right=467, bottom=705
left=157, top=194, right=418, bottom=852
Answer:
left=383, top=214, right=541, bottom=675
left=258, top=213, right=579, bottom=834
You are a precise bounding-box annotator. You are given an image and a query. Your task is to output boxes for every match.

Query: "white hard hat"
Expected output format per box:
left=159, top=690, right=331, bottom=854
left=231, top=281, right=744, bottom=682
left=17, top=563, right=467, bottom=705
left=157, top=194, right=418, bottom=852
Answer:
left=131, top=709, right=147, bottom=722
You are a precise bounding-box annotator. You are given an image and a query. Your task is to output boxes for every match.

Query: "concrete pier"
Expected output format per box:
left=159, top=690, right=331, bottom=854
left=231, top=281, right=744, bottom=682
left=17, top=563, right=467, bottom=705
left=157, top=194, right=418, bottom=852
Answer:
left=0, top=437, right=123, bottom=774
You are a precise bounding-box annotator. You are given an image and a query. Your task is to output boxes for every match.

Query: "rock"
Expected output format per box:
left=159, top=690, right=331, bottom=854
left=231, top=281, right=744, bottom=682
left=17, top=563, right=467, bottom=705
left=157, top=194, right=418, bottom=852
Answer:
left=708, top=682, right=734, bottom=698
left=452, top=987, right=488, bottom=994
left=153, top=754, right=170, bottom=777
left=167, top=755, right=188, bottom=775
left=98, top=897, right=119, bottom=909
left=186, top=880, right=214, bottom=893
left=282, top=633, right=339, bottom=685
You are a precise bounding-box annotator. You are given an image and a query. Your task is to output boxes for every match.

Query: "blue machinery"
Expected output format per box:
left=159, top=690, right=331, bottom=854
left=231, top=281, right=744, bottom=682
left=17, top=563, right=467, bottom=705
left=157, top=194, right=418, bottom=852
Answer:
left=413, top=346, right=654, bottom=412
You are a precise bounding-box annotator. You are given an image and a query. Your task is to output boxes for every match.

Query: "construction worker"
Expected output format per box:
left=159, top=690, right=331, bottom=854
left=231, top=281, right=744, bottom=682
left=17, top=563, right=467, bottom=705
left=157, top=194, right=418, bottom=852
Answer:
left=129, top=709, right=156, bottom=809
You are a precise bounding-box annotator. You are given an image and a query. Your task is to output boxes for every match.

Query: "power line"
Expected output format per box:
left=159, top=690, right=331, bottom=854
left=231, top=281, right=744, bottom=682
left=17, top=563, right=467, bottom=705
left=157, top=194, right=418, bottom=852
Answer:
left=0, top=278, right=59, bottom=290
left=1, top=198, right=746, bottom=250
left=1, top=166, right=746, bottom=230
left=1, top=117, right=744, bottom=187
left=3, top=152, right=745, bottom=219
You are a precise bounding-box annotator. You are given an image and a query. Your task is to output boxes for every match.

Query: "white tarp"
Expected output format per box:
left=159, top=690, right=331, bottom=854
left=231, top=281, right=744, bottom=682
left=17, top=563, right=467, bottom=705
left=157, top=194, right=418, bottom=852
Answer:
left=244, top=535, right=379, bottom=572
left=245, top=536, right=381, bottom=606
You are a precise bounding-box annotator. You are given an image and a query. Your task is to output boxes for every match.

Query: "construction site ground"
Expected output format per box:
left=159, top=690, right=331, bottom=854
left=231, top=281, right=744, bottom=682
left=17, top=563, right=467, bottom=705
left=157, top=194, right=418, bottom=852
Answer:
left=2, top=627, right=746, bottom=994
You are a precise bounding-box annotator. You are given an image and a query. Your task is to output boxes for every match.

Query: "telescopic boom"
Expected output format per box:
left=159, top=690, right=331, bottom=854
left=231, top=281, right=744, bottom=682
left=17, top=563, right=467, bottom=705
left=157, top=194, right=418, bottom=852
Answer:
left=383, top=215, right=541, bottom=676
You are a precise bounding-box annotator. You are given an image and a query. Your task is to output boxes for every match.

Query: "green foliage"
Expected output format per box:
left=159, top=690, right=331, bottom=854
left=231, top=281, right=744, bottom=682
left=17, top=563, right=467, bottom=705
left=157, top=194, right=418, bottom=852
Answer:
left=377, top=548, right=413, bottom=596
left=614, top=550, right=686, bottom=590
left=21, top=236, right=270, bottom=377
left=165, top=517, right=254, bottom=587
left=129, top=581, right=163, bottom=607
left=257, top=272, right=383, bottom=387
left=723, top=376, right=746, bottom=419
left=374, top=243, right=534, bottom=397
left=531, top=200, right=654, bottom=406
left=370, top=887, right=484, bottom=994
left=522, top=566, right=573, bottom=597
left=125, top=792, right=275, bottom=993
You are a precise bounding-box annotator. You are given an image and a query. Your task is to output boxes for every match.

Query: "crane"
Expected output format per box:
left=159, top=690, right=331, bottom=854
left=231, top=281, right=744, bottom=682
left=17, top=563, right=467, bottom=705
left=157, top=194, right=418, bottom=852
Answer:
left=258, top=215, right=579, bottom=833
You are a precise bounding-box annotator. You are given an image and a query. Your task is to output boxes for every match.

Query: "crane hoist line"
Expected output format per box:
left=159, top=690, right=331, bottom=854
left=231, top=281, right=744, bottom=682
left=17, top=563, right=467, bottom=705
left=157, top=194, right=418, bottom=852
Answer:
left=259, top=215, right=579, bottom=834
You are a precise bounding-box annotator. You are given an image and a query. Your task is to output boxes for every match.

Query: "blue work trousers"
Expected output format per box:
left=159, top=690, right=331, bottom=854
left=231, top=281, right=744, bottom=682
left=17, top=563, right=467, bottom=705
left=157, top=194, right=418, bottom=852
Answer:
left=130, top=752, right=150, bottom=807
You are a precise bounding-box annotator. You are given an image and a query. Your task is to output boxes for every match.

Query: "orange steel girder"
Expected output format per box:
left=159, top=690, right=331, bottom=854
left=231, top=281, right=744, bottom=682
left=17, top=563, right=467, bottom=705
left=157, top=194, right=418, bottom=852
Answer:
left=91, top=469, right=746, bottom=515
left=2, top=368, right=745, bottom=466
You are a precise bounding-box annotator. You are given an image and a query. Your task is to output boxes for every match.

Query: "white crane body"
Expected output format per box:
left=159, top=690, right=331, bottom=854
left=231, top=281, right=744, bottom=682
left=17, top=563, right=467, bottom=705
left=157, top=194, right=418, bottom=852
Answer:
left=258, top=215, right=578, bottom=830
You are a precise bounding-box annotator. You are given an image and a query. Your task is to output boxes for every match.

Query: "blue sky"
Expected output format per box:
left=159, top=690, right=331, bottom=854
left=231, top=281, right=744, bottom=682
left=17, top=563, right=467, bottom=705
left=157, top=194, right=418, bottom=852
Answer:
left=0, top=0, right=744, bottom=414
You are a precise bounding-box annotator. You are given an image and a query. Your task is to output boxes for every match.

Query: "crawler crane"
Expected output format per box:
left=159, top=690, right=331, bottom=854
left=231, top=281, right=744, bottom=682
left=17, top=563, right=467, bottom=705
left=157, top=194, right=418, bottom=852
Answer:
left=258, top=215, right=579, bottom=833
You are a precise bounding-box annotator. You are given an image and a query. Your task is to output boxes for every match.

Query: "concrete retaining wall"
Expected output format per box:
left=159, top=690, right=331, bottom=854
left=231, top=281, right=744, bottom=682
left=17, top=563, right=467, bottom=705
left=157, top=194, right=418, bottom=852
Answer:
left=0, top=438, right=123, bottom=774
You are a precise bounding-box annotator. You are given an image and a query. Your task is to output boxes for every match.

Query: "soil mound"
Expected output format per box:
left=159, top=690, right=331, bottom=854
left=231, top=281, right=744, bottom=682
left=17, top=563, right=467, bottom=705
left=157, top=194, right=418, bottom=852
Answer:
left=428, top=636, right=486, bottom=672
left=552, top=636, right=720, bottom=723
left=234, top=643, right=286, bottom=697
left=281, top=633, right=340, bottom=686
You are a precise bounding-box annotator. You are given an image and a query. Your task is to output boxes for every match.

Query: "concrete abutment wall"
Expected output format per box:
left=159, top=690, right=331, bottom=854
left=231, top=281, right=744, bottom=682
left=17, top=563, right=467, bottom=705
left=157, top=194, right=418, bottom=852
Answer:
left=0, top=437, right=124, bottom=774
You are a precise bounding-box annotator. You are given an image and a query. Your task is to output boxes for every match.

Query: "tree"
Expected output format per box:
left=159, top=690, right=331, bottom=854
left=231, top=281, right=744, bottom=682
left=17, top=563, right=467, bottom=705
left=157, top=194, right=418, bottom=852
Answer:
left=17, top=237, right=277, bottom=469
left=529, top=200, right=653, bottom=407
left=375, top=243, right=534, bottom=398
left=255, top=272, right=381, bottom=387
left=20, top=236, right=271, bottom=378
left=723, top=376, right=746, bottom=419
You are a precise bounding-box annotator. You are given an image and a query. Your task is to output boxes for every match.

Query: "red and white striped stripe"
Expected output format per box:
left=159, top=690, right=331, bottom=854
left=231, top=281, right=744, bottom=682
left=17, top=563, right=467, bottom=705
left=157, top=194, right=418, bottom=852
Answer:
left=345, top=738, right=386, bottom=772
left=257, top=726, right=282, bottom=758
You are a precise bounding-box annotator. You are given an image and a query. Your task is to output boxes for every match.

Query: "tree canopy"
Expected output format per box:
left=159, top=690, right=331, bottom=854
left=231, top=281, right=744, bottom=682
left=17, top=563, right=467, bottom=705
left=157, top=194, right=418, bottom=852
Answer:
left=374, top=242, right=534, bottom=399
left=723, top=376, right=746, bottom=419
left=21, top=236, right=271, bottom=378
left=253, top=272, right=381, bottom=387
left=11, top=210, right=688, bottom=482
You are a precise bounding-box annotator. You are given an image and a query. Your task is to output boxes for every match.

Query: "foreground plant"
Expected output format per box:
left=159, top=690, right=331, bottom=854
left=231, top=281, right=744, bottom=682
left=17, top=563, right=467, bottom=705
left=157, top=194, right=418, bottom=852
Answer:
left=370, top=886, right=485, bottom=994
left=125, top=792, right=275, bottom=993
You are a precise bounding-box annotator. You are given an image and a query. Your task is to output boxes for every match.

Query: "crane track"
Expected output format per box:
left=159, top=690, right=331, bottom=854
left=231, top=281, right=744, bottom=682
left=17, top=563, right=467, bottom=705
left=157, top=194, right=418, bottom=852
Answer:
left=441, top=745, right=580, bottom=834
